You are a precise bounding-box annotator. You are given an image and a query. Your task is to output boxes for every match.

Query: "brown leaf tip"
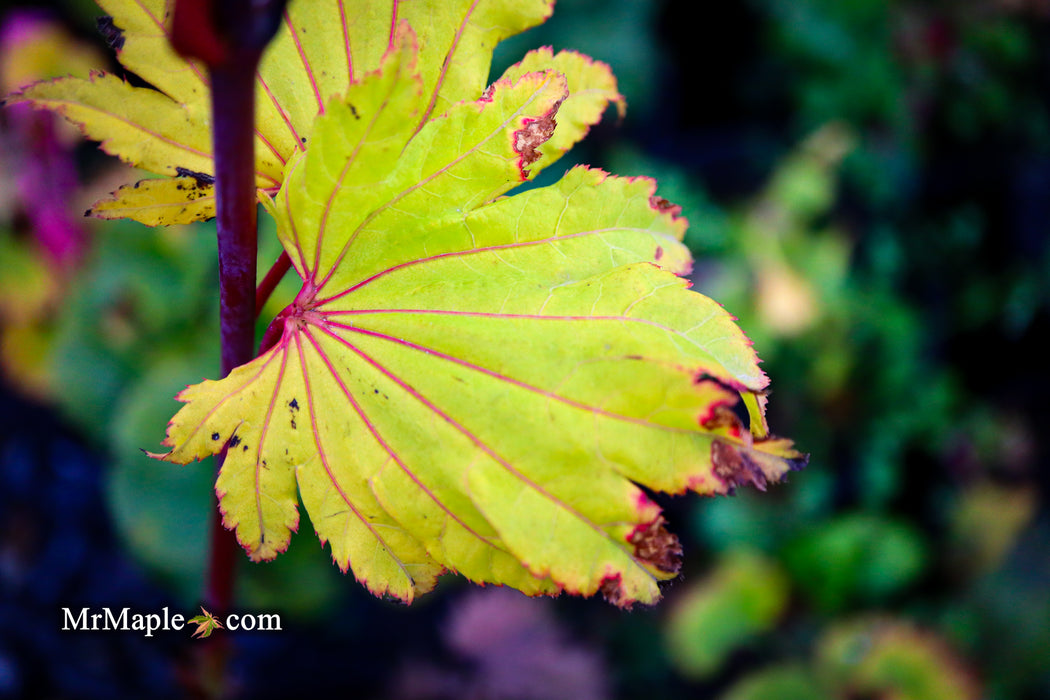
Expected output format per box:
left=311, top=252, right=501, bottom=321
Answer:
left=629, top=516, right=682, bottom=574
left=711, top=440, right=769, bottom=493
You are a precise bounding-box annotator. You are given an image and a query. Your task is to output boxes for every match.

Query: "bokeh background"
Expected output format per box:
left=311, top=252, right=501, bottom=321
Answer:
left=1, top=0, right=1048, bottom=698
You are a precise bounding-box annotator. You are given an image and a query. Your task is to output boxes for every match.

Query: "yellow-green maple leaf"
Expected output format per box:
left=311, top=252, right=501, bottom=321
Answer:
left=152, top=33, right=805, bottom=606
left=8, top=0, right=620, bottom=226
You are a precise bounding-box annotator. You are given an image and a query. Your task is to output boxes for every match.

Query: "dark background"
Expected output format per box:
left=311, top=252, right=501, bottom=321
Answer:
left=1, top=0, right=1048, bottom=698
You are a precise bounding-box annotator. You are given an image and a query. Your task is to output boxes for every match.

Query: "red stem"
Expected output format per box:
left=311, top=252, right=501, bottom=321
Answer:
left=172, top=0, right=287, bottom=622
left=169, top=2, right=289, bottom=696
left=256, top=250, right=293, bottom=313
left=205, top=51, right=264, bottom=617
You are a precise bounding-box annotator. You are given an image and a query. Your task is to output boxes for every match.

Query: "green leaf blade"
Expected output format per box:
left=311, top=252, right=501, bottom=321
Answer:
left=404, top=0, right=554, bottom=125
left=323, top=263, right=792, bottom=500
left=156, top=346, right=302, bottom=563
left=294, top=329, right=444, bottom=601
left=275, top=66, right=571, bottom=293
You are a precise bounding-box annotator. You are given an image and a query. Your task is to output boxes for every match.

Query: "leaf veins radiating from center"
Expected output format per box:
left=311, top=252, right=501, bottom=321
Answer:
left=152, top=0, right=805, bottom=607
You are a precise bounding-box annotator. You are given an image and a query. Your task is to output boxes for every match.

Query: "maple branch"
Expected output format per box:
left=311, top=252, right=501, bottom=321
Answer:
left=170, top=1, right=287, bottom=696
left=205, top=54, right=262, bottom=627
left=171, top=0, right=289, bottom=615
left=211, top=56, right=261, bottom=376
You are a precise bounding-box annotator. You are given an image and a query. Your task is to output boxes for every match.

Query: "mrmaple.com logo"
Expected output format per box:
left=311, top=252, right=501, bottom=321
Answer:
left=61, top=606, right=281, bottom=638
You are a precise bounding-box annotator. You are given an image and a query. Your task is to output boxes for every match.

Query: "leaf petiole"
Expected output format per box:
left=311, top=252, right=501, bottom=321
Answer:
left=256, top=250, right=293, bottom=315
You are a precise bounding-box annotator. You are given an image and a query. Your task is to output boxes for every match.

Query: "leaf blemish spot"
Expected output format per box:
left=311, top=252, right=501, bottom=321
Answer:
left=629, top=516, right=682, bottom=574
left=599, top=574, right=628, bottom=608
left=513, top=100, right=562, bottom=176
left=175, top=167, right=216, bottom=187
left=229, top=435, right=241, bottom=449
left=211, top=432, right=220, bottom=441
left=649, top=195, right=682, bottom=219
left=288, top=398, right=299, bottom=430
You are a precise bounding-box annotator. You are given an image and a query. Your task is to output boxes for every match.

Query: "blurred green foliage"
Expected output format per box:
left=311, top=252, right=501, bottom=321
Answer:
left=2, top=0, right=1048, bottom=698
left=665, top=551, right=790, bottom=679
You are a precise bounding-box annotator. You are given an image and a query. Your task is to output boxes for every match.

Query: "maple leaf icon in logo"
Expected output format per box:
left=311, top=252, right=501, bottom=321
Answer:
left=187, top=607, right=224, bottom=639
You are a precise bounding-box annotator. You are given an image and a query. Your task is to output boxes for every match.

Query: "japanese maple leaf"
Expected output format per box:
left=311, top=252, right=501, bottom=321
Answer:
left=150, top=28, right=806, bottom=606
left=187, top=606, right=223, bottom=639
left=9, top=0, right=618, bottom=226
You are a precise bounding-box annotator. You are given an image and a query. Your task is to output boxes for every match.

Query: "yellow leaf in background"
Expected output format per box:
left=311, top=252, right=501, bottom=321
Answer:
left=88, top=176, right=218, bottom=225
left=16, top=71, right=228, bottom=182
left=8, top=0, right=617, bottom=226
